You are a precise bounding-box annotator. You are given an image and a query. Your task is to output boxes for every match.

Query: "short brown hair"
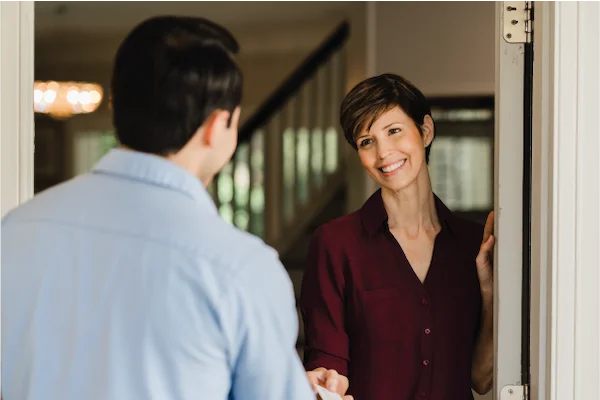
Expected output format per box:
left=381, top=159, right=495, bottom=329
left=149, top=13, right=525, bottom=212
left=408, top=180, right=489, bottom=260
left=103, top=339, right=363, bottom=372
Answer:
left=112, top=16, right=242, bottom=155
left=340, top=73, right=433, bottom=162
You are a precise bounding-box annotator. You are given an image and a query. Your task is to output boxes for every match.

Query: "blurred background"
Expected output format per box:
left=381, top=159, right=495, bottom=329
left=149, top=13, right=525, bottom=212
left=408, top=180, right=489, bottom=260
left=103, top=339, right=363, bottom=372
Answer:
left=34, top=3, right=495, bottom=398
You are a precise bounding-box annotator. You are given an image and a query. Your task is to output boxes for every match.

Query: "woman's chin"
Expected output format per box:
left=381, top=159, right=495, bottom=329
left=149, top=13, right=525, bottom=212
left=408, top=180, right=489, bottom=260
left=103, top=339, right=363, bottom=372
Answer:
left=378, top=176, right=414, bottom=193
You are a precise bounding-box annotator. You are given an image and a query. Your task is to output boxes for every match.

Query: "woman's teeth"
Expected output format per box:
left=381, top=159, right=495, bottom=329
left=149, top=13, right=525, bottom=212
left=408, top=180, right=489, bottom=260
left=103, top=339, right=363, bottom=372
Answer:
left=380, top=159, right=406, bottom=173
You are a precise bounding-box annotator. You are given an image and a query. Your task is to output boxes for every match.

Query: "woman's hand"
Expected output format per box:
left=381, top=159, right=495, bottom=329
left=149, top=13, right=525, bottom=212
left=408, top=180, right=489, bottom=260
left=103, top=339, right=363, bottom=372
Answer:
left=306, top=368, right=352, bottom=400
left=476, top=211, right=495, bottom=300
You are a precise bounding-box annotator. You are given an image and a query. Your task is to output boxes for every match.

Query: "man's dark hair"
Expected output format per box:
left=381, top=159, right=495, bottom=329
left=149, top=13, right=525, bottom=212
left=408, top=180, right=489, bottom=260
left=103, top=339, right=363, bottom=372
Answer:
left=340, top=73, right=433, bottom=163
left=111, top=16, right=243, bottom=155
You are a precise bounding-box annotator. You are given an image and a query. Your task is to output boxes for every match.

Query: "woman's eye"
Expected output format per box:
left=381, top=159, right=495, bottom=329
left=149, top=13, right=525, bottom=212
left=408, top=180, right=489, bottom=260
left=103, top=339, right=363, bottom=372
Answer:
left=389, top=128, right=401, bottom=135
left=359, top=138, right=373, bottom=147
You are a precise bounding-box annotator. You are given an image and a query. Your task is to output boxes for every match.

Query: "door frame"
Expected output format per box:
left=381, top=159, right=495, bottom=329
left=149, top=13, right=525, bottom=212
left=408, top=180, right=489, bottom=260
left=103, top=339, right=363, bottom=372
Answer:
left=1, top=1, right=35, bottom=217
left=494, top=2, right=527, bottom=397
left=530, top=2, right=599, bottom=400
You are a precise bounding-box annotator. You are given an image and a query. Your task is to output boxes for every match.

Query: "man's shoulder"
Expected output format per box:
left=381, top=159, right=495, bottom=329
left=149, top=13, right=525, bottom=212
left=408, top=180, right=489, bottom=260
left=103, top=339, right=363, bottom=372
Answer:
left=195, top=218, right=279, bottom=271
left=1, top=177, right=80, bottom=225
left=3, top=175, right=278, bottom=271
left=156, top=202, right=283, bottom=287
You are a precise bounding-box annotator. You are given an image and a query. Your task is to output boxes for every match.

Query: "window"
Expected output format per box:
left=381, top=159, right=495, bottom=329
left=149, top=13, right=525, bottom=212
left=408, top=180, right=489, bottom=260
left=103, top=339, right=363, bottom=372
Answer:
left=428, top=97, right=494, bottom=225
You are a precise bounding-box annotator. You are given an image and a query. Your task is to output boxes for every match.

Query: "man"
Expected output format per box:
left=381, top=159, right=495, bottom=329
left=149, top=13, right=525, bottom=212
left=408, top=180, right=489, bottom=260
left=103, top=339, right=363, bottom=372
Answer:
left=2, top=16, right=348, bottom=400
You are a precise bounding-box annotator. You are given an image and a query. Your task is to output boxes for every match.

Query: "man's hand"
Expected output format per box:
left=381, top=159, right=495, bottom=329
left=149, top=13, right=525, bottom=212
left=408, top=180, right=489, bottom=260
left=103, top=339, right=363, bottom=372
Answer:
left=476, top=211, right=495, bottom=298
left=306, top=368, right=352, bottom=400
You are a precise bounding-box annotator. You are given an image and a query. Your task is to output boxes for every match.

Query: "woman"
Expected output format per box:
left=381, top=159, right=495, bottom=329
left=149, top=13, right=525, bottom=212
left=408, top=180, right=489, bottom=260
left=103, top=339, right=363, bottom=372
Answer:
left=301, top=74, right=494, bottom=400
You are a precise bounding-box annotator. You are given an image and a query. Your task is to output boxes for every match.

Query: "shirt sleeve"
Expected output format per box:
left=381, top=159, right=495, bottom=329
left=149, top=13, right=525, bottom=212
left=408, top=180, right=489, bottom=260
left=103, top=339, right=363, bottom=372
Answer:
left=221, top=246, right=314, bottom=400
left=299, top=226, right=350, bottom=377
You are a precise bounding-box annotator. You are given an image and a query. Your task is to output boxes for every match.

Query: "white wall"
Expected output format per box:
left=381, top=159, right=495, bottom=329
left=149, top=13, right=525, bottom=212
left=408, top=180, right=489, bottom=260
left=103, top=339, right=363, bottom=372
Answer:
left=373, top=1, right=495, bottom=97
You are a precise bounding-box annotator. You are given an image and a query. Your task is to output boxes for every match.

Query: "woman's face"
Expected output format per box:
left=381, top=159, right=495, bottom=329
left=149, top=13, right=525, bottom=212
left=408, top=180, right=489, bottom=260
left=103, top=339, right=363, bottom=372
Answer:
left=356, top=106, right=433, bottom=193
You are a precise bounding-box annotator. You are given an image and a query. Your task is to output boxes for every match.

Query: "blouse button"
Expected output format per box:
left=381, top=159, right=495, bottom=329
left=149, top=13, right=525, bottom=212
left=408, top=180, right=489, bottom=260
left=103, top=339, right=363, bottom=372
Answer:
left=423, top=359, right=430, bottom=366
left=421, top=297, right=429, bottom=306
left=424, top=328, right=431, bottom=335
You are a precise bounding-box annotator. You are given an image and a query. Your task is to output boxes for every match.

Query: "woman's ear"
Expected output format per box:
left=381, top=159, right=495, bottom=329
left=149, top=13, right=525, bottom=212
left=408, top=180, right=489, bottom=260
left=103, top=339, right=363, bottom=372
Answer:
left=422, top=115, right=435, bottom=147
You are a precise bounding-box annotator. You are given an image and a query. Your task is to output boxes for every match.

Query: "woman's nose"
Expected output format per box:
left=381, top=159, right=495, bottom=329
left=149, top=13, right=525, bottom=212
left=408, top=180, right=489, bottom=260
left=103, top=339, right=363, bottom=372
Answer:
left=376, top=137, right=393, bottom=159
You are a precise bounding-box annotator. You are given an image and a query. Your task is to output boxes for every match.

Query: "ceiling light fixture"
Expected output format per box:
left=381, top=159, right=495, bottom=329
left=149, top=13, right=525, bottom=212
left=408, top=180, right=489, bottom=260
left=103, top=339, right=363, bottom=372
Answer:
left=34, top=81, right=103, bottom=119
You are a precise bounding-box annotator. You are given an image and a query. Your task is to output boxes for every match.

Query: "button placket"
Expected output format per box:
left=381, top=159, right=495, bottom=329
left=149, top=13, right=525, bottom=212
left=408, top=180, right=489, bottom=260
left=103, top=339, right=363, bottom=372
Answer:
left=417, top=292, right=434, bottom=399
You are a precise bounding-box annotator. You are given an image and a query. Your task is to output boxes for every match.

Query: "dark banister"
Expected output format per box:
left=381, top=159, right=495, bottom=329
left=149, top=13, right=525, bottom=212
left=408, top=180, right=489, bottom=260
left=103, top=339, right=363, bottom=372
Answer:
left=237, top=21, right=350, bottom=144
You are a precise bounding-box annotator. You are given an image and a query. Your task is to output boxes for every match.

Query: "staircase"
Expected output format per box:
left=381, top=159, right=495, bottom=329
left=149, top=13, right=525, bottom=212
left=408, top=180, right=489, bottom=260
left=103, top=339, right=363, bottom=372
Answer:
left=207, top=21, right=351, bottom=356
left=208, top=21, right=349, bottom=251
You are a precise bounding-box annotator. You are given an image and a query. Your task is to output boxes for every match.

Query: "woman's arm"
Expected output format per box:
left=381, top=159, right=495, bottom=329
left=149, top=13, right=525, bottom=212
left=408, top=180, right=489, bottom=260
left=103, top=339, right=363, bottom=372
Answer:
left=471, top=292, right=494, bottom=394
left=300, top=226, right=350, bottom=382
left=471, top=211, right=495, bottom=394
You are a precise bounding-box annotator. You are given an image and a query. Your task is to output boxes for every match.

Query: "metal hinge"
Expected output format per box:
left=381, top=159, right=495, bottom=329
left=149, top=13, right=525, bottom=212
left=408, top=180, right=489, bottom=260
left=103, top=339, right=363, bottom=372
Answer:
left=500, top=384, right=529, bottom=400
left=503, top=2, right=533, bottom=43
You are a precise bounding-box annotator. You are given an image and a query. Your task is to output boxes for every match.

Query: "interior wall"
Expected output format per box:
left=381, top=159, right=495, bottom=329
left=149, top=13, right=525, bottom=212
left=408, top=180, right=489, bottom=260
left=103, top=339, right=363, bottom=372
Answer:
left=373, top=1, right=495, bottom=97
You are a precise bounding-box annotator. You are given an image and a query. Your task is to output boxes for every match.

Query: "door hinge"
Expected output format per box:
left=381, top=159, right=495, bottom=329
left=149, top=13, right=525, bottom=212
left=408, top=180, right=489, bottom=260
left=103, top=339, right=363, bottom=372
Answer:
left=503, top=2, right=533, bottom=43
left=500, top=384, right=529, bottom=400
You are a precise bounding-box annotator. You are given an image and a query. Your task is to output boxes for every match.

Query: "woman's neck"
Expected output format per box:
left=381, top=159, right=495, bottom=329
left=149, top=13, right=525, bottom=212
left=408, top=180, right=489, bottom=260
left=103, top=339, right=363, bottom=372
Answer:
left=382, top=167, right=440, bottom=237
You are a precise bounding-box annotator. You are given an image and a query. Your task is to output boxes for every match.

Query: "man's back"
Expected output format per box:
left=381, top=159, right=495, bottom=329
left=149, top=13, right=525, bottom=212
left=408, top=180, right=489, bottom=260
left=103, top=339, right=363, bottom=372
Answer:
left=2, top=149, right=313, bottom=400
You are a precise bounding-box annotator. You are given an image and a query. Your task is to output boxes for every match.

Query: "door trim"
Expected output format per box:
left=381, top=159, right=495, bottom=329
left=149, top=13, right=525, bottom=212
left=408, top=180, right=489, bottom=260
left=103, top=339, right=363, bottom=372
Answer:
left=494, top=2, right=525, bottom=396
left=531, top=2, right=600, bottom=399
left=1, top=1, right=35, bottom=217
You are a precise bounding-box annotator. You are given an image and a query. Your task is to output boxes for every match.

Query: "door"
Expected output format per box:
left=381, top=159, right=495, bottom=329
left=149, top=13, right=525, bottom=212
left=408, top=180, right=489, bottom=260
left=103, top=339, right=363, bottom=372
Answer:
left=494, top=2, right=533, bottom=399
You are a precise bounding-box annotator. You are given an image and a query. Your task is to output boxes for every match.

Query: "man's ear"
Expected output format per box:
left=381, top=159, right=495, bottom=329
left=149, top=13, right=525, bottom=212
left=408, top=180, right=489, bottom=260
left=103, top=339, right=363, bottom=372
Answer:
left=422, top=115, right=435, bottom=147
left=230, top=106, right=241, bottom=130
left=202, top=110, right=231, bottom=147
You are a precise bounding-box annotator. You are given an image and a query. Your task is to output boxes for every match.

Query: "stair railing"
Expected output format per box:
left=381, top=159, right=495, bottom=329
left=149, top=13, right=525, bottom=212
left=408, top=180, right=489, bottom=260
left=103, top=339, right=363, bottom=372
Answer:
left=209, top=21, right=349, bottom=254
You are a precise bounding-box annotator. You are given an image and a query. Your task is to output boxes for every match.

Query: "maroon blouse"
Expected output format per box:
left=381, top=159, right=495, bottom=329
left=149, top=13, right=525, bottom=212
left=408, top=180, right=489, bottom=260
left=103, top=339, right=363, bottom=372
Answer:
left=300, top=190, right=484, bottom=400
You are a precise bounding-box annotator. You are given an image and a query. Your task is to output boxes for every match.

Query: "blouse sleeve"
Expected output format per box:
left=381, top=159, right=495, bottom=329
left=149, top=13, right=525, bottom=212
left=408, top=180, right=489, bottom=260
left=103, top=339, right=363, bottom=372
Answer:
left=299, top=226, right=349, bottom=377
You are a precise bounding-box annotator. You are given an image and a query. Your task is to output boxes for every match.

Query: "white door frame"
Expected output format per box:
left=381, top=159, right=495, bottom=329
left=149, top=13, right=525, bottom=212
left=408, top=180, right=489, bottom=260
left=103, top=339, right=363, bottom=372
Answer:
left=530, top=2, right=600, bottom=400
left=494, top=2, right=526, bottom=397
left=1, top=1, right=35, bottom=217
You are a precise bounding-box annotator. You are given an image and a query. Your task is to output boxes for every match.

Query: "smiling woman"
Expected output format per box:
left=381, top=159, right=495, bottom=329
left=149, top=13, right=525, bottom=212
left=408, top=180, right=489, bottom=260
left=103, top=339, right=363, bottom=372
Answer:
left=353, top=106, right=433, bottom=193
left=300, top=73, right=495, bottom=400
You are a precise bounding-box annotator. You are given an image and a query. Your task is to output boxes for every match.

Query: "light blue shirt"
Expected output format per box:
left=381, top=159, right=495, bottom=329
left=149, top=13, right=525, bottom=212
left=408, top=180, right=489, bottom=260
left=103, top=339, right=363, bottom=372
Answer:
left=2, top=149, right=314, bottom=400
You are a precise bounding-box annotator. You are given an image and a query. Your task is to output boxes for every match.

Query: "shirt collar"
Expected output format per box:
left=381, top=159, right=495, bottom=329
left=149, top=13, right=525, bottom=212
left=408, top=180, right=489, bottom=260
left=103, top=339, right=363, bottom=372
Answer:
left=359, top=189, right=456, bottom=237
left=92, top=148, right=216, bottom=213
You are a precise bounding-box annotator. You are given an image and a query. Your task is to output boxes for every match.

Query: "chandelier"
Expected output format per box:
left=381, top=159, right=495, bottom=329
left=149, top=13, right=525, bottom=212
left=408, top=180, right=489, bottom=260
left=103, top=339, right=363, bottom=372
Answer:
left=34, top=81, right=103, bottom=119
